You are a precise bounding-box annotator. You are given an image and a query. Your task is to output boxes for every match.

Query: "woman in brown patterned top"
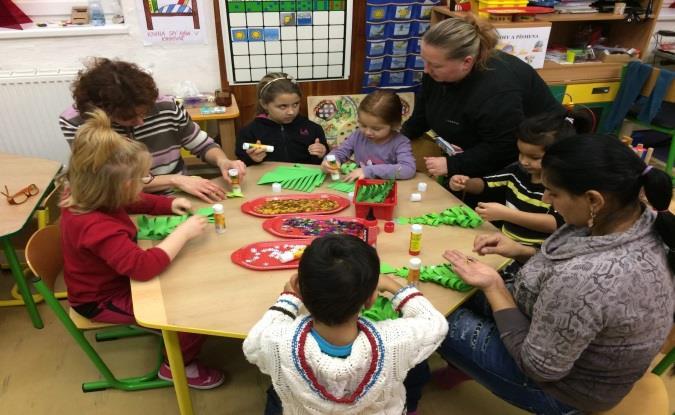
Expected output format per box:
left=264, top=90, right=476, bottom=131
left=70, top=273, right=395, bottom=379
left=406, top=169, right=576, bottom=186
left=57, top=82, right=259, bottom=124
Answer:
left=437, top=134, right=674, bottom=414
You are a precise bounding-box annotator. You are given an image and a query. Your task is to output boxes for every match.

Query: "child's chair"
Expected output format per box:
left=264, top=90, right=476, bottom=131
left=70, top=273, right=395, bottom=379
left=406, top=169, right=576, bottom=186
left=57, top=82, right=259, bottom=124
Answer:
left=25, top=224, right=172, bottom=392
left=591, top=371, right=669, bottom=415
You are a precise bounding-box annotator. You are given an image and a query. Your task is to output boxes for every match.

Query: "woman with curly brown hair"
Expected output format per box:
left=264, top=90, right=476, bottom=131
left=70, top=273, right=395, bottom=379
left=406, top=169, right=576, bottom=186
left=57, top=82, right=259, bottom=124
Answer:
left=59, top=58, right=246, bottom=203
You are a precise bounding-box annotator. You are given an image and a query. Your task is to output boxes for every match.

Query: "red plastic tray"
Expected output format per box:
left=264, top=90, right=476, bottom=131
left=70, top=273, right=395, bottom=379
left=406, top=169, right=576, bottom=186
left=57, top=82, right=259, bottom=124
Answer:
left=231, top=239, right=314, bottom=271
left=240, top=193, right=350, bottom=218
left=262, top=215, right=369, bottom=239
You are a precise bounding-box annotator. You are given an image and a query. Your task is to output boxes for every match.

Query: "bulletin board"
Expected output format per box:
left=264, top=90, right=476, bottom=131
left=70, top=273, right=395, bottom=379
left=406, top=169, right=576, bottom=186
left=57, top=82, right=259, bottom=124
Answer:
left=217, top=0, right=354, bottom=84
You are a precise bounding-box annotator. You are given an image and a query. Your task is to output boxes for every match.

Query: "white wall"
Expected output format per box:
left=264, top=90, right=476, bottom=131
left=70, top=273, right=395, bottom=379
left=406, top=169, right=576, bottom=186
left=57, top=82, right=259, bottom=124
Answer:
left=0, top=0, right=223, bottom=95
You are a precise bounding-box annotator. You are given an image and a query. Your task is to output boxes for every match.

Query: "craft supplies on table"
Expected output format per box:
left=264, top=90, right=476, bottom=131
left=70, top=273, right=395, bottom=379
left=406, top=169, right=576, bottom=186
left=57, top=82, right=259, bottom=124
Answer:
left=257, top=164, right=326, bottom=193
left=241, top=193, right=351, bottom=218
left=230, top=240, right=314, bottom=270
left=136, top=207, right=214, bottom=240
left=353, top=179, right=397, bottom=221
left=397, top=206, right=483, bottom=228
left=380, top=262, right=473, bottom=292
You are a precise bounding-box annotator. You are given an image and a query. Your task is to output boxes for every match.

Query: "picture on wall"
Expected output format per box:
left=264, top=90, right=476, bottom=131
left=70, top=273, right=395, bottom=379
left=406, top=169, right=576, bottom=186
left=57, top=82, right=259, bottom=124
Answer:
left=137, top=0, right=207, bottom=44
left=218, top=0, right=354, bottom=84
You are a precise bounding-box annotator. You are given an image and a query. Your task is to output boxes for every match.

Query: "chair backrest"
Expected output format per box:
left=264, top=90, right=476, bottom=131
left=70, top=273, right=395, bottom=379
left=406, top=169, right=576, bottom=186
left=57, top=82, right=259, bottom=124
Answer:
left=641, top=67, right=675, bottom=104
left=25, top=224, right=62, bottom=292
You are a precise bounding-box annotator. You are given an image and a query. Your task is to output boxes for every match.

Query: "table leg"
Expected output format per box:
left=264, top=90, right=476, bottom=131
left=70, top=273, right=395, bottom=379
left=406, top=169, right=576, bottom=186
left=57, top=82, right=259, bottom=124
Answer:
left=162, top=330, right=194, bottom=415
left=1, top=237, right=43, bottom=329
left=218, top=119, right=236, bottom=161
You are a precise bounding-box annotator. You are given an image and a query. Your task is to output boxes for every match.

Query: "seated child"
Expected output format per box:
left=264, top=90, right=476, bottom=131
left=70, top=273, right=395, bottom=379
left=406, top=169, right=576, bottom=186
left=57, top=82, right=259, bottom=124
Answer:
left=321, top=90, right=416, bottom=181
left=60, top=109, right=224, bottom=389
left=235, top=72, right=329, bottom=166
left=449, top=111, right=591, bottom=246
left=243, top=234, right=448, bottom=414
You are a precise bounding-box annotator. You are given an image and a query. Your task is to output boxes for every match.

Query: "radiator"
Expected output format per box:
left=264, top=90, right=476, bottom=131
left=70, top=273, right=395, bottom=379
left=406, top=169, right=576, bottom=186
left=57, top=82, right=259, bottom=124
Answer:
left=0, top=69, right=78, bottom=165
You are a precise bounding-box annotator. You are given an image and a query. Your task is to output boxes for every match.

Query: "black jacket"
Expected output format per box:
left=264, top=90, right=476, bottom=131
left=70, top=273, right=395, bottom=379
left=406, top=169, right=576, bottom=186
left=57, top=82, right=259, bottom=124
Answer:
left=235, top=114, right=328, bottom=166
left=402, top=51, right=564, bottom=180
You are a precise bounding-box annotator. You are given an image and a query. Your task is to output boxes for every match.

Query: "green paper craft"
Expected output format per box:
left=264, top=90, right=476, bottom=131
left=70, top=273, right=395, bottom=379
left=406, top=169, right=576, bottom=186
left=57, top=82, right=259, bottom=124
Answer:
left=361, top=296, right=399, bottom=322
left=340, top=161, right=358, bottom=175
left=379, top=262, right=473, bottom=292
left=396, top=206, right=483, bottom=228
left=137, top=207, right=215, bottom=240
left=327, top=181, right=355, bottom=193
left=227, top=189, right=245, bottom=198
left=356, top=180, right=394, bottom=203
left=257, top=164, right=326, bottom=193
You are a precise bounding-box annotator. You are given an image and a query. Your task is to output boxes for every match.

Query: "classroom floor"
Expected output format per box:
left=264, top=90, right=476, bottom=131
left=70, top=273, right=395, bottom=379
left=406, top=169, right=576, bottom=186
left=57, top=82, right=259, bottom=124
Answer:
left=0, top=270, right=674, bottom=415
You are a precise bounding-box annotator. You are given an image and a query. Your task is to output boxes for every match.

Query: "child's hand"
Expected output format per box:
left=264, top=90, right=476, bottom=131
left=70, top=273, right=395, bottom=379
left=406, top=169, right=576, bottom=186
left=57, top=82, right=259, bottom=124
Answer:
left=308, top=139, right=326, bottom=158
left=283, top=273, right=298, bottom=294
left=320, top=158, right=340, bottom=174
left=449, top=175, right=469, bottom=192
left=246, top=140, right=268, bottom=163
left=377, top=275, right=405, bottom=294
left=175, top=215, right=207, bottom=240
left=343, top=168, right=364, bottom=183
left=475, top=202, right=510, bottom=222
left=171, top=197, right=193, bottom=215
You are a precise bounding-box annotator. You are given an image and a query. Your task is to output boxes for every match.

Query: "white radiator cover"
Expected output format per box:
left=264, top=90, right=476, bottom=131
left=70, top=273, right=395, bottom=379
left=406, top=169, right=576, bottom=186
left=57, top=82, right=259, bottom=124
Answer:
left=0, top=69, right=77, bottom=165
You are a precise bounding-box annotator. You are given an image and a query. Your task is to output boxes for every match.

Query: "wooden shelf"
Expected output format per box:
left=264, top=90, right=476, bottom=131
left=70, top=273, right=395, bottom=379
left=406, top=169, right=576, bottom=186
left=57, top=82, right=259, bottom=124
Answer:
left=537, top=60, right=624, bottom=84
left=534, top=12, right=626, bottom=22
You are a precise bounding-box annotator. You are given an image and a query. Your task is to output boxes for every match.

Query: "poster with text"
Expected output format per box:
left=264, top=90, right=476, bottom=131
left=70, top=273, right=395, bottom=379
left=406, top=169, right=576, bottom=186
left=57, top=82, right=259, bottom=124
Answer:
left=495, top=25, right=551, bottom=69
left=137, top=0, right=207, bottom=45
left=218, top=0, right=353, bottom=84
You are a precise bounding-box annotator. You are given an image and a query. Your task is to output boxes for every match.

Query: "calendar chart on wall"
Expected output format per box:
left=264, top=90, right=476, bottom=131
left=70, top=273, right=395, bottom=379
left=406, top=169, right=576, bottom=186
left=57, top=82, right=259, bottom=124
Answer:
left=219, top=0, right=353, bottom=84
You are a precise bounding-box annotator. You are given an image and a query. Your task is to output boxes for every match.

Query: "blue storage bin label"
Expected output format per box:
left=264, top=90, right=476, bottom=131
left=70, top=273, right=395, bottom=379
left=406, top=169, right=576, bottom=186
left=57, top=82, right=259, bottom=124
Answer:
left=388, top=71, right=406, bottom=85
left=392, top=22, right=411, bottom=37
left=390, top=56, right=408, bottom=70
left=367, top=23, right=387, bottom=39
left=368, top=6, right=388, bottom=21
left=368, top=57, right=385, bottom=71
left=365, top=72, right=383, bottom=88
left=392, top=5, right=414, bottom=20
left=391, top=40, right=409, bottom=55
left=369, top=41, right=387, bottom=56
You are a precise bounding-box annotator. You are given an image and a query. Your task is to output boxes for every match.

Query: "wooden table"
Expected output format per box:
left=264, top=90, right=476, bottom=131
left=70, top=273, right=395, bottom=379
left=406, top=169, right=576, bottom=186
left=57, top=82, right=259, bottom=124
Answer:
left=0, top=153, right=62, bottom=328
left=186, top=94, right=240, bottom=161
left=131, top=163, right=504, bottom=415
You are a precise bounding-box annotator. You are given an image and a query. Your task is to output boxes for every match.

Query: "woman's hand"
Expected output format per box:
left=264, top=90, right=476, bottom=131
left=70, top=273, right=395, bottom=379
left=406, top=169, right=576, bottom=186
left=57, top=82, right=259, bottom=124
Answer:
left=472, top=232, right=535, bottom=262
left=174, top=215, right=208, bottom=240
left=475, top=202, right=510, bottom=222
left=443, top=249, right=502, bottom=291
left=246, top=140, right=268, bottom=163
left=171, top=197, right=193, bottom=215
left=424, top=156, right=448, bottom=177
left=343, top=168, right=365, bottom=182
left=308, top=139, right=327, bottom=158
left=217, top=159, right=247, bottom=184
left=173, top=175, right=226, bottom=203
left=449, top=175, right=469, bottom=192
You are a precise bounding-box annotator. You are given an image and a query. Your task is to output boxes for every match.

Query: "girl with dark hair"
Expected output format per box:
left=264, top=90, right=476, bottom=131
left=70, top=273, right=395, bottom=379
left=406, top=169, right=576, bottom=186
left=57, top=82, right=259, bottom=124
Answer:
left=235, top=72, right=328, bottom=165
left=437, top=134, right=673, bottom=414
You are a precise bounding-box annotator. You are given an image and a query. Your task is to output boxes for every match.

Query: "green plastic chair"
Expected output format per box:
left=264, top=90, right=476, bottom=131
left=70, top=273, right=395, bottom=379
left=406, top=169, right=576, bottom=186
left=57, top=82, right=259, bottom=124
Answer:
left=25, top=224, right=172, bottom=392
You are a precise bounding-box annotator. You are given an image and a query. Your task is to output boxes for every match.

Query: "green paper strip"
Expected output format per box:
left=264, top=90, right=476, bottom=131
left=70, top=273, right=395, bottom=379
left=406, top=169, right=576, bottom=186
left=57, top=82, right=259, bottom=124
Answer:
left=396, top=206, right=483, bottom=228
left=361, top=296, right=399, bottom=322
left=382, top=263, right=473, bottom=292
left=137, top=210, right=214, bottom=240
left=258, top=165, right=326, bottom=193
left=328, top=181, right=355, bottom=193
left=340, top=161, right=358, bottom=175
left=380, top=263, right=397, bottom=274
left=356, top=180, right=394, bottom=203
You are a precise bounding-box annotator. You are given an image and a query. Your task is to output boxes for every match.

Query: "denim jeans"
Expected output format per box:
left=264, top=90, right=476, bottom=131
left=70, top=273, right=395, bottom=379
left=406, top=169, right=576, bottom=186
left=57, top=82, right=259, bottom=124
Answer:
left=438, top=293, right=581, bottom=415
left=263, top=360, right=430, bottom=414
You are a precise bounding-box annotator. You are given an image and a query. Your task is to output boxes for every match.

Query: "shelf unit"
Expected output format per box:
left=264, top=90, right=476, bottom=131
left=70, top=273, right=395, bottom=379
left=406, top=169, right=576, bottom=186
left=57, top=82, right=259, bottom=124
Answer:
left=431, top=4, right=663, bottom=85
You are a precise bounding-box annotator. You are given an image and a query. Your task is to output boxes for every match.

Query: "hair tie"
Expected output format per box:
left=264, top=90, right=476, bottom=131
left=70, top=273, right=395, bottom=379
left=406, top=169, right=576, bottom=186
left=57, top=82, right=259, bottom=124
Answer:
left=564, top=117, right=574, bottom=125
left=641, top=165, right=653, bottom=176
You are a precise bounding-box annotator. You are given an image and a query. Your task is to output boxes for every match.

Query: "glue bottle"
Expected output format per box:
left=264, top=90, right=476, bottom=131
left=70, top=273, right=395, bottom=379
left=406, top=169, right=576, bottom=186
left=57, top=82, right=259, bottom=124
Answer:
left=228, top=168, right=241, bottom=193
left=408, top=257, right=422, bottom=286
left=213, top=204, right=226, bottom=234
left=409, top=224, right=423, bottom=256
left=326, top=154, right=340, bottom=181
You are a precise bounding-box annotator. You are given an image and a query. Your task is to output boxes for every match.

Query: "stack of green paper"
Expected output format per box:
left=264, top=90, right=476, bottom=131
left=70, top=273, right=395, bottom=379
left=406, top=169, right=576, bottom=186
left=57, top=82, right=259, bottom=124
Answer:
left=361, top=296, right=399, bottom=321
left=257, top=164, right=326, bottom=193
left=327, top=181, right=355, bottom=193
left=356, top=180, right=394, bottom=203
left=137, top=207, right=214, bottom=240
left=397, top=206, right=483, bottom=228
left=380, top=262, right=473, bottom=292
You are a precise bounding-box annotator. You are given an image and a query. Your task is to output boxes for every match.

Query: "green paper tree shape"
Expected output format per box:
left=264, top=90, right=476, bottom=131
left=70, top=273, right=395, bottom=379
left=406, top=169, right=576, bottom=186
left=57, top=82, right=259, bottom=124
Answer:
left=137, top=207, right=214, bottom=240
left=397, top=205, right=483, bottom=228
left=355, top=180, right=394, bottom=203
left=380, top=262, right=473, bottom=292
left=257, top=164, right=326, bottom=193
left=361, top=296, right=399, bottom=321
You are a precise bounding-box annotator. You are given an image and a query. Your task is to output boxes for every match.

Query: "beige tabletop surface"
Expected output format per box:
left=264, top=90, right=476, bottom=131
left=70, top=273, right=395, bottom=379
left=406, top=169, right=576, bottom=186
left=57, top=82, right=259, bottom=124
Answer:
left=0, top=152, right=62, bottom=237
left=131, top=162, right=505, bottom=338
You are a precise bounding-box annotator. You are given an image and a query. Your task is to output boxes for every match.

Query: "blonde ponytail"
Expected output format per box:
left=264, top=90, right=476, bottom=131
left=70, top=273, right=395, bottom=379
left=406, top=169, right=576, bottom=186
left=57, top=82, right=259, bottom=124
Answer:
left=62, top=108, right=151, bottom=212
left=423, top=14, right=498, bottom=70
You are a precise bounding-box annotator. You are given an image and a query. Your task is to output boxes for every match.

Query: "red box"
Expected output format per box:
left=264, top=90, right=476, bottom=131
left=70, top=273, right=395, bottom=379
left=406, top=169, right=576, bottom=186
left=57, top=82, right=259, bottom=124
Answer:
left=353, top=179, right=397, bottom=221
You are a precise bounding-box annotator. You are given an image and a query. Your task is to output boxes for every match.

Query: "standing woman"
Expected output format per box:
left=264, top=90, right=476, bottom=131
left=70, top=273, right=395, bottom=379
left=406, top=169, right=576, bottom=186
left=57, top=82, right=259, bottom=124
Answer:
left=402, top=15, right=564, bottom=184
left=439, top=134, right=674, bottom=413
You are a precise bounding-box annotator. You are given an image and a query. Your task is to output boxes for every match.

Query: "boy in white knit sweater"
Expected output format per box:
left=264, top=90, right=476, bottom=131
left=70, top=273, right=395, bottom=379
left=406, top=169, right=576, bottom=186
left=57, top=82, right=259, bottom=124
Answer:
left=243, top=234, right=449, bottom=415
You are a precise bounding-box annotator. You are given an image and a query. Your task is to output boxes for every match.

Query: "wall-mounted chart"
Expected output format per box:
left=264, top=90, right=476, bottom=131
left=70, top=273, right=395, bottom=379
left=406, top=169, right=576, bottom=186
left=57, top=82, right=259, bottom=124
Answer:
left=218, top=0, right=353, bottom=84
